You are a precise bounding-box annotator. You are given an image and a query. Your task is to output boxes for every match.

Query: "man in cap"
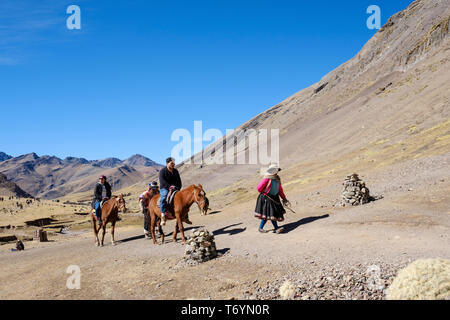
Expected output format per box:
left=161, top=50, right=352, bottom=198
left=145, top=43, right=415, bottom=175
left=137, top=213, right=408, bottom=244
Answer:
left=92, top=175, right=112, bottom=225
left=138, top=181, right=159, bottom=239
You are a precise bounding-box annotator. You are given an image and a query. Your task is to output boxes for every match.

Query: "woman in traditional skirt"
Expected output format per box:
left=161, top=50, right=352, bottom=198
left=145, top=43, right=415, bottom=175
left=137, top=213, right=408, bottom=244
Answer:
left=255, top=164, right=290, bottom=234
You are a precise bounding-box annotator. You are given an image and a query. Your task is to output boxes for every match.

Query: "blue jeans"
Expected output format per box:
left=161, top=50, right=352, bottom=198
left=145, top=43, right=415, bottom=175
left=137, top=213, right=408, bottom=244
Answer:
left=94, top=200, right=102, bottom=223
left=160, top=188, right=169, bottom=213
left=259, top=219, right=278, bottom=230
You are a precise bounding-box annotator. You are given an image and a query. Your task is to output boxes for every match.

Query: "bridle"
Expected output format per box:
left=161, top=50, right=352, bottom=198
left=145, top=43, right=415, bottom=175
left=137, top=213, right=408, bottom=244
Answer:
left=193, top=187, right=207, bottom=207
left=114, top=196, right=126, bottom=212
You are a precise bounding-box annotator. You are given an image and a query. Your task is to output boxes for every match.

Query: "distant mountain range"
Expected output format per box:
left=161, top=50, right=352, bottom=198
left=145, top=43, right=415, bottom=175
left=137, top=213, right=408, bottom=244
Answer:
left=0, top=152, right=163, bottom=199
left=0, top=172, right=32, bottom=198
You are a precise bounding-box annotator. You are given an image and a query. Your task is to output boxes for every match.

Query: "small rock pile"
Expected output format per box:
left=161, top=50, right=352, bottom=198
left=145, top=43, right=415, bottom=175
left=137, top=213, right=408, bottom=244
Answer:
left=184, top=228, right=218, bottom=265
left=341, top=173, right=371, bottom=206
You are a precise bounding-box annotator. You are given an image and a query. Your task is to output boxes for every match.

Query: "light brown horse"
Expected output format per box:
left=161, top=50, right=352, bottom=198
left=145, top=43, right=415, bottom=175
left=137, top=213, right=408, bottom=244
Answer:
left=148, top=184, right=209, bottom=245
left=91, top=195, right=127, bottom=246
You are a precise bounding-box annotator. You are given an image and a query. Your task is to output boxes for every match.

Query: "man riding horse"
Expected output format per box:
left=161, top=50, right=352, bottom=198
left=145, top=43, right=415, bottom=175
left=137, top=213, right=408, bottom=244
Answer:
left=93, top=175, right=112, bottom=225
left=159, top=157, right=191, bottom=225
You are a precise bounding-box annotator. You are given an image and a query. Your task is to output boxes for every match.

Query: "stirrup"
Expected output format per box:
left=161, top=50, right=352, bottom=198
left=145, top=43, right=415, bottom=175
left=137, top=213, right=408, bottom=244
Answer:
left=165, top=212, right=175, bottom=219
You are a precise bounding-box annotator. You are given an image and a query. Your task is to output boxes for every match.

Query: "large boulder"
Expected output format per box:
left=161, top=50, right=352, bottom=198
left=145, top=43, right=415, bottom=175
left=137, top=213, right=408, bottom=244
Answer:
left=386, top=258, right=450, bottom=300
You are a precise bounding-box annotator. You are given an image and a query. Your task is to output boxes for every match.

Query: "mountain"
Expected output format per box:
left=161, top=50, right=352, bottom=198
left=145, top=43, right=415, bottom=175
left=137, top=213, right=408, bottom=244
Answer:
left=0, top=153, right=163, bottom=199
left=92, top=158, right=123, bottom=168
left=0, top=172, right=32, bottom=198
left=124, top=154, right=160, bottom=167
left=173, top=0, right=450, bottom=200
left=0, top=152, right=12, bottom=162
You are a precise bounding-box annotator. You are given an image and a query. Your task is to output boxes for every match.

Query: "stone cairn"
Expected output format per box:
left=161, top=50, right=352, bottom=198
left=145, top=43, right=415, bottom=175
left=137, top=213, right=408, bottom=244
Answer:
left=184, top=228, right=218, bottom=265
left=341, top=173, right=371, bottom=206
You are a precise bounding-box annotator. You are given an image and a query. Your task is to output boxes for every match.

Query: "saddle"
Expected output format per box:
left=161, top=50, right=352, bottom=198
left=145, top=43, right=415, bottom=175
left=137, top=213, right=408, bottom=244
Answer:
left=91, top=198, right=109, bottom=215
left=157, top=186, right=179, bottom=208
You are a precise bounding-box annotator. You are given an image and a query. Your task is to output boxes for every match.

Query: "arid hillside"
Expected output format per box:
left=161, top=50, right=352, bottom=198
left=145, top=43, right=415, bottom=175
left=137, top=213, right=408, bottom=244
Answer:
left=0, top=153, right=162, bottom=199
left=0, top=172, right=31, bottom=198
left=168, top=0, right=450, bottom=206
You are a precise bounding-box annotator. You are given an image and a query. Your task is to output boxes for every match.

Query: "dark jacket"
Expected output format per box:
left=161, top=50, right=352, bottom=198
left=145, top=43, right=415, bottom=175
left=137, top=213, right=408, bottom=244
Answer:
left=159, top=167, right=182, bottom=190
left=93, top=181, right=112, bottom=202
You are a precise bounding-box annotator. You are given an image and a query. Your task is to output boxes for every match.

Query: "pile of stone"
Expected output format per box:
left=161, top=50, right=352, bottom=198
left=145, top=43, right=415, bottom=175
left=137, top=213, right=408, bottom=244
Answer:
left=341, top=173, right=371, bottom=206
left=184, top=228, right=218, bottom=265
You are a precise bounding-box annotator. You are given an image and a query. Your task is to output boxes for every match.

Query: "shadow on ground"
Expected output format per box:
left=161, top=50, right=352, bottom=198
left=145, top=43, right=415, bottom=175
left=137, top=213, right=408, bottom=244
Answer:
left=283, top=214, right=329, bottom=233
left=213, top=223, right=247, bottom=236
left=117, top=226, right=202, bottom=243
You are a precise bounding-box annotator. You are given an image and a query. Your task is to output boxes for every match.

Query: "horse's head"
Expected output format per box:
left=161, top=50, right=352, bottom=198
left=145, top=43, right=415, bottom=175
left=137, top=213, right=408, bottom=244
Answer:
left=114, top=194, right=127, bottom=213
left=193, top=184, right=209, bottom=215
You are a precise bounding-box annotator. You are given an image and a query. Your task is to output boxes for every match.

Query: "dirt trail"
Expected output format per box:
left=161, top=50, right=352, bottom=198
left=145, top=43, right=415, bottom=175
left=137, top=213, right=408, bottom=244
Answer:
left=1, top=179, right=448, bottom=299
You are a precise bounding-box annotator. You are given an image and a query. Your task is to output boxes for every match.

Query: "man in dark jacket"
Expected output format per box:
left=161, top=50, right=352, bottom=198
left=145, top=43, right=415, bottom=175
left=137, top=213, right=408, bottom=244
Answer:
left=159, top=157, right=181, bottom=220
left=93, top=175, right=112, bottom=225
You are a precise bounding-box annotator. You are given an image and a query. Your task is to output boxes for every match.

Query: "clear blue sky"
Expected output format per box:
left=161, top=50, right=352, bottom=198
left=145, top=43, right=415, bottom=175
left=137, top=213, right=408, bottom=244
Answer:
left=0, top=0, right=412, bottom=164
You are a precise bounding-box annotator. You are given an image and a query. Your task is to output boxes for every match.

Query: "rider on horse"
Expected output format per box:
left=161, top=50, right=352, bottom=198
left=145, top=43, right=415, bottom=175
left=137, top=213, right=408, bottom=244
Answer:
left=159, top=157, right=185, bottom=223
left=138, top=181, right=159, bottom=239
left=93, top=175, right=112, bottom=225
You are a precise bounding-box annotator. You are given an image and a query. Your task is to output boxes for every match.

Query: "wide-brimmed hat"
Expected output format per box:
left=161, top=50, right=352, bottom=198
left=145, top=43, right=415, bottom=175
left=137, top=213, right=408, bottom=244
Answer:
left=149, top=181, right=158, bottom=188
left=261, top=164, right=282, bottom=176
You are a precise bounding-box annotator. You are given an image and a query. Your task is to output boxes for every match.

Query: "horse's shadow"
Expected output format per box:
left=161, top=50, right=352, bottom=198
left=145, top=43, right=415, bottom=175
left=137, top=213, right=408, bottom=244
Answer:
left=165, top=226, right=202, bottom=237
left=117, top=226, right=202, bottom=244
left=283, top=214, right=329, bottom=233
left=212, top=223, right=247, bottom=236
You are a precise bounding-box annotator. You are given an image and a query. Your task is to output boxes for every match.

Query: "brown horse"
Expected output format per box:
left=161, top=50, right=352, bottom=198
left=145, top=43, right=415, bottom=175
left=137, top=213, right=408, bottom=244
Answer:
left=91, top=195, right=127, bottom=246
left=148, top=184, right=209, bottom=245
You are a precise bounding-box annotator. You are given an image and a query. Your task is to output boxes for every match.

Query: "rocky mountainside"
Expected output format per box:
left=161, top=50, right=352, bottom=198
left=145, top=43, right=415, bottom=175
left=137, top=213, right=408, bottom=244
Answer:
left=0, top=153, right=163, bottom=199
left=173, top=0, right=449, bottom=202
left=0, top=172, right=32, bottom=198
left=0, top=152, right=12, bottom=162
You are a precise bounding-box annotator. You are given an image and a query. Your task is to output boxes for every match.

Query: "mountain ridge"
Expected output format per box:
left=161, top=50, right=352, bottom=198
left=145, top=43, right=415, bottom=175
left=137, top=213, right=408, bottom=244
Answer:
left=0, top=152, right=163, bottom=199
left=0, top=172, right=32, bottom=198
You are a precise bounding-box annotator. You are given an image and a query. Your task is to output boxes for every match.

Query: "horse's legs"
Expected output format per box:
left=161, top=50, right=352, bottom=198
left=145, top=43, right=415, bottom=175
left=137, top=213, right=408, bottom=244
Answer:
left=173, top=214, right=186, bottom=243
left=92, top=216, right=100, bottom=246
left=150, top=210, right=158, bottom=245
left=157, top=219, right=164, bottom=244
left=111, top=221, right=116, bottom=246
left=101, top=223, right=106, bottom=247
left=176, top=215, right=186, bottom=244
left=173, top=222, right=178, bottom=243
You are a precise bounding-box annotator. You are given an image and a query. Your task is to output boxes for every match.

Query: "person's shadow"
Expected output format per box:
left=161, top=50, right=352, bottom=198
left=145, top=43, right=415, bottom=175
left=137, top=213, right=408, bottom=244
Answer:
left=213, top=223, right=247, bottom=236
left=283, top=214, right=329, bottom=233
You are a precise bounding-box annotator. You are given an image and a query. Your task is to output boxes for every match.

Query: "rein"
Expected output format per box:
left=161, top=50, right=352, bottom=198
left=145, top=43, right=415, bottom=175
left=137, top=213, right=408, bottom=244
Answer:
left=263, top=194, right=296, bottom=214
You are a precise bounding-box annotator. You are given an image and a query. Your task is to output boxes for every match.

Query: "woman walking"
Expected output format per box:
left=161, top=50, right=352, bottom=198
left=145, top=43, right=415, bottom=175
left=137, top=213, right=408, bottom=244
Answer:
left=255, top=164, right=290, bottom=234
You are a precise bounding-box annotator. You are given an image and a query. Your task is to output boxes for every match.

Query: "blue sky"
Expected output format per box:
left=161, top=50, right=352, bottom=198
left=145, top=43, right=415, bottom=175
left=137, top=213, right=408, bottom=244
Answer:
left=0, top=0, right=412, bottom=164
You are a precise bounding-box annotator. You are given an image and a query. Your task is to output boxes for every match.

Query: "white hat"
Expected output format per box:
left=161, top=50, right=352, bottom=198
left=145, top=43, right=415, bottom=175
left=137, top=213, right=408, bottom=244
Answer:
left=261, top=164, right=281, bottom=176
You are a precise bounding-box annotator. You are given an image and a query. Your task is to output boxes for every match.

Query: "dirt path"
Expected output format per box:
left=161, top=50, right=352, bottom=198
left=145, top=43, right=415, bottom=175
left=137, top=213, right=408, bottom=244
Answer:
left=1, top=190, right=448, bottom=300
